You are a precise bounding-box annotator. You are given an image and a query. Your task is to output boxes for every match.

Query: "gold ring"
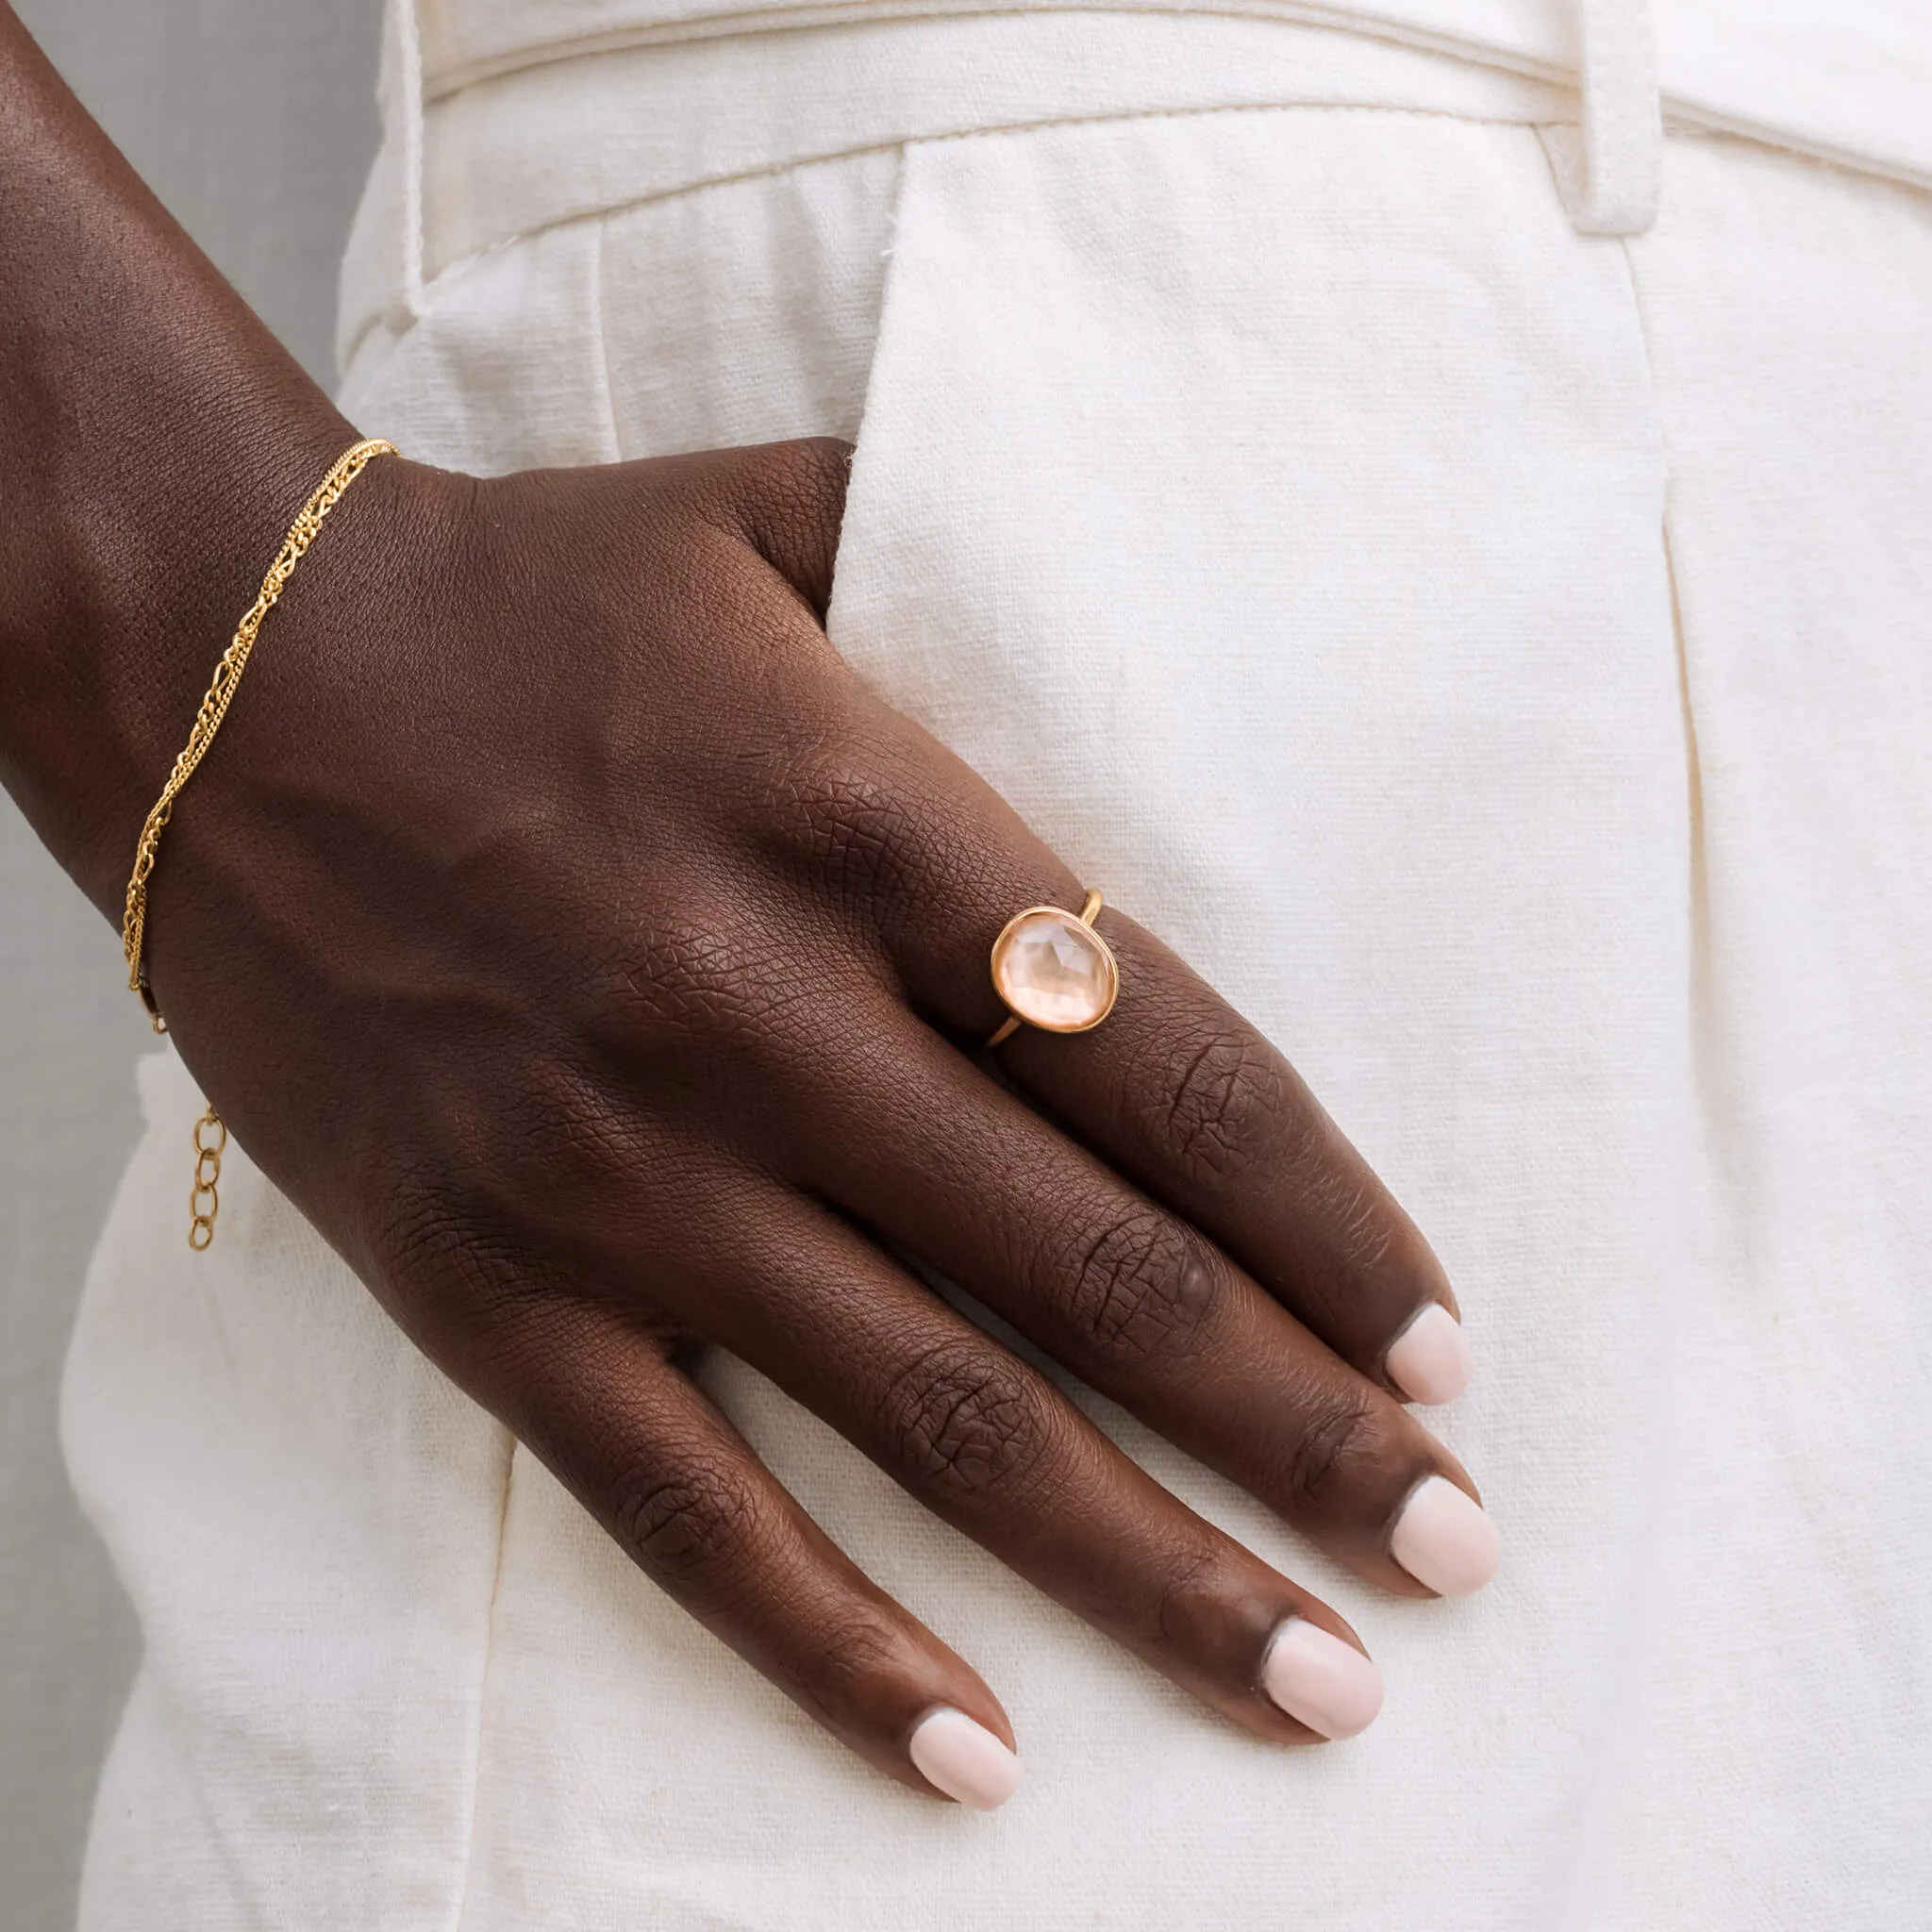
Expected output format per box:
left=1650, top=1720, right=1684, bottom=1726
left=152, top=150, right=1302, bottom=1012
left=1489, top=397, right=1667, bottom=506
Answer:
left=986, top=889, right=1120, bottom=1047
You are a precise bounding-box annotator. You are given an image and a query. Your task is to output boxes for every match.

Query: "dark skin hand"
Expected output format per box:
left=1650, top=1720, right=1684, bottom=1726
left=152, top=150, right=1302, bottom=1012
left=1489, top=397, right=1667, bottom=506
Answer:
left=0, top=6, right=1491, bottom=1801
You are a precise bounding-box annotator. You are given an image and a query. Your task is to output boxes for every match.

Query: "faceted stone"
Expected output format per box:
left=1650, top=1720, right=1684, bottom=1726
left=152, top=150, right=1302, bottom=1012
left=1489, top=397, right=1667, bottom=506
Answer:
left=991, top=908, right=1117, bottom=1032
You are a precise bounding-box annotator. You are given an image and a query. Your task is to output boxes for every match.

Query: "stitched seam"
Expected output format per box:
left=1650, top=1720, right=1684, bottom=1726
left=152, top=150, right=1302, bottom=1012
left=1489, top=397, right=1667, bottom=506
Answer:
left=588, top=216, right=626, bottom=463
left=397, top=0, right=428, bottom=317
left=1611, top=232, right=1726, bottom=1196
left=410, top=97, right=1563, bottom=298
left=1533, top=230, right=1686, bottom=1923
left=1612, top=227, right=1757, bottom=1261
left=828, top=138, right=910, bottom=629
left=387, top=97, right=1932, bottom=340
left=444, top=1435, right=517, bottom=1932
left=1533, top=121, right=1585, bottom=224
left=417, top=3, right=1570, bottom=103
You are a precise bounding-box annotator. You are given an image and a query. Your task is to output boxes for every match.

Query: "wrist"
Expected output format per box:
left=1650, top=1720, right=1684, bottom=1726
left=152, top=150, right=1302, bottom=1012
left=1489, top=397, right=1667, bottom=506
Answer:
left=0, top=390, right=363, bottom=916
left=120, top=448, right=477, bottom=1062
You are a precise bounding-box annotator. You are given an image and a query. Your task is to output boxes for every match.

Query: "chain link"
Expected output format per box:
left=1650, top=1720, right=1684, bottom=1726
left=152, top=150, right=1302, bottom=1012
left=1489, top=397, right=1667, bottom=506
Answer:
left=118, top=436, right=398, bottom=1248
left=188, top=1107, right=226, bottom=1250
left=122, top=437, right=396, bottom=1024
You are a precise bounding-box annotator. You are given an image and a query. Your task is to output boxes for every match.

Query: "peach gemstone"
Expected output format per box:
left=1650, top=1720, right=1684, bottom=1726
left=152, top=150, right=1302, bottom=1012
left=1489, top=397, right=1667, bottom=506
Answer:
left=991, top=908, right=1116, bottom=1032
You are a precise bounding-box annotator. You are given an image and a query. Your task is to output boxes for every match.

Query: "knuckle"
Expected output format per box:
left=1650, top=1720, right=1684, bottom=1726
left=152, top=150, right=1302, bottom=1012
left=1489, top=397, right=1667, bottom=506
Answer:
left=786, top=1608, right=938, bottom=1735
left=623, top=915, right=836, bottom=1063
left=764, top=744, right=921, bottom=910
left=627, top=920, right=767, bottom=1030
left=1139, top=1020, right=1284, bottom=1187
left=1292, top=1170, right=1425, bottom=1336
left=415, top=1050, right=675, bottom=1255
left=1058, top=1205, right=1222, bottom=1372
left=611, top=1453, right=762, bottom=1604
left=875, top=1344, right=1048, bottom=1511
left=1261, top=1099, right=1413, bottom=1296
left=806, top=1612, right=912, bottom=1713
left=371, top=1170, right=468, bottom=1292
left=369, top=1162, right=525, bottom=1323
left=498, top=1053, right=642, bottom=1190
left=1307, top=1165, right=1405, bottom=1282
left=1150, top=1540, right=1227, bottom=1649
left=1282, top=1386, right=1384, bottom=1522
left=362, top=1158, right=612, bottom=1397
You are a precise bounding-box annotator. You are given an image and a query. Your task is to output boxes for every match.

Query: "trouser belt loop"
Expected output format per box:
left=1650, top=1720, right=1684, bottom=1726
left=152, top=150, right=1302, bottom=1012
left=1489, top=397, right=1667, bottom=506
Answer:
left=1570, top=0, right=1663, bottom=235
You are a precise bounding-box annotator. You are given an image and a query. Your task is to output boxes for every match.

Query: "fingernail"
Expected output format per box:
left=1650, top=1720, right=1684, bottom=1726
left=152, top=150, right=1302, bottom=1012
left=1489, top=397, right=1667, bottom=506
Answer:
left=1385, top=1303, right=1473, bottom=1406
left=908, top=1707, right=1023, bottom=1810
left=1390, top=1474, right=1501, bottom=1597
left=1260, top=1618, right=1385, bottom=1740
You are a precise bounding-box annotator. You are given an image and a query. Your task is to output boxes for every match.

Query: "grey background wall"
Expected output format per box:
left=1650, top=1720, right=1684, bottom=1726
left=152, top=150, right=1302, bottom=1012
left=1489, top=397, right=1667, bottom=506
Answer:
left=0, top=6, right=382, bottom=1926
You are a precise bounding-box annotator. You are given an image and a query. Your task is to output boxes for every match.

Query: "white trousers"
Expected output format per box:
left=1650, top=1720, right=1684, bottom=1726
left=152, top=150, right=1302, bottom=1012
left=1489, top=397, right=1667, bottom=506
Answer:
left=66, top=9, right=1932, bottom=1927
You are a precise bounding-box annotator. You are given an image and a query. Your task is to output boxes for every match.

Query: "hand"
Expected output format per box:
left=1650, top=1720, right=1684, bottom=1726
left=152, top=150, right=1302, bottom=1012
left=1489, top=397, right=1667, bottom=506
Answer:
left=144, top=439, right=1494, bottom=1806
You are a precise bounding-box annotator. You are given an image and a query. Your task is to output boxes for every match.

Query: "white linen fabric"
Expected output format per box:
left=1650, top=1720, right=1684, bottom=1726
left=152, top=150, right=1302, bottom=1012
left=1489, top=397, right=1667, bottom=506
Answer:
left=64, top=6, right=1932, bottom=1927
left=397, top=0, right=1932, bottom=198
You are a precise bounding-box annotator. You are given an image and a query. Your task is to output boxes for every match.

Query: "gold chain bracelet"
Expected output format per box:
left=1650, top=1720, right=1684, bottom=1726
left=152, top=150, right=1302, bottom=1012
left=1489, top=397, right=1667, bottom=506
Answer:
left=120, top=435, right=397, bottom=1249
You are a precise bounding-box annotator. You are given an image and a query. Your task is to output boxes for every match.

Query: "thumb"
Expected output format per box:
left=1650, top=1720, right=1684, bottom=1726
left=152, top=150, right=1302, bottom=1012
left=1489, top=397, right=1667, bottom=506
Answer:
left=710, top=436, right=853, bottom=623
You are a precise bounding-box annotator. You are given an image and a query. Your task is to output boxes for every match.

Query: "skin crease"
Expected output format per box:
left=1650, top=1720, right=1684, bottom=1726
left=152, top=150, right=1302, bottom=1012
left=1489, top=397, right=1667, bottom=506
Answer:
left=0, top=6, right=1487, bottom=1801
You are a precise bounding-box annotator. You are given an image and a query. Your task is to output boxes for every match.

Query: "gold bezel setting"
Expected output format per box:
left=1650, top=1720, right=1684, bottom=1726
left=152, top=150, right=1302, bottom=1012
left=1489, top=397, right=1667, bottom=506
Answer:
left=987, top=891, right=1118, bottom=1045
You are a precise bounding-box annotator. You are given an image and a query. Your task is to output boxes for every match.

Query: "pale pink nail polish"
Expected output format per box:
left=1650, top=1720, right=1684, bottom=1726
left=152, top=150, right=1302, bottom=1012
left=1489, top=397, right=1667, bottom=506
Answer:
left=1390, top=1474, right=1501, bottom=1597
left=1260, top=1618, right=1385, bottom=1740
left=908, top=1707, right=1023, bottom=1810
left=1385, top=1303, right=1472, bottom=1406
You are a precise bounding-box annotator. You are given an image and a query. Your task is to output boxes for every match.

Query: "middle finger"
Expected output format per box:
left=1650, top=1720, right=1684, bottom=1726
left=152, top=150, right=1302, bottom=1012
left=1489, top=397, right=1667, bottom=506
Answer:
left=795, top=1016, right=1500, bottom=1600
